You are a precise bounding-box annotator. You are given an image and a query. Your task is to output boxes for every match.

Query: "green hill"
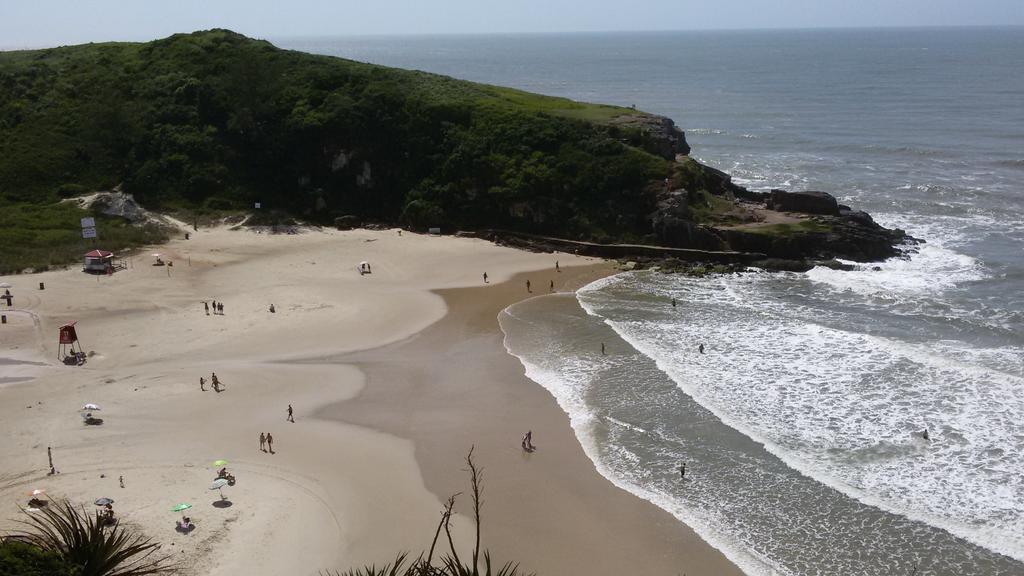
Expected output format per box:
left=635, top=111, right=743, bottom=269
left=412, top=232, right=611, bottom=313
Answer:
left=0, top=29, right=692, bottom=272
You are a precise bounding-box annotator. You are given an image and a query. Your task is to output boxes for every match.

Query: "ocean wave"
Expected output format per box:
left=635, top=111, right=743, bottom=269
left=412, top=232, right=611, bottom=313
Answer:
left=576, top=271, right=1024, bottom=563
left=804, top=242, right=986, bottom=298
left=498, top=297, right=788, bottom=576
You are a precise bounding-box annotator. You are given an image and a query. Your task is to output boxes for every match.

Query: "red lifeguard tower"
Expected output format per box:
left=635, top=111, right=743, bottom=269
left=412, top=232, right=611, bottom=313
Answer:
left=58, top=322, right=85, bottom=365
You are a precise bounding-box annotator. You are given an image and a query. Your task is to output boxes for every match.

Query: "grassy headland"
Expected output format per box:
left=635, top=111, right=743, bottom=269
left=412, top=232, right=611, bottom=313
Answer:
left=0, top=29, right=686, bottom=273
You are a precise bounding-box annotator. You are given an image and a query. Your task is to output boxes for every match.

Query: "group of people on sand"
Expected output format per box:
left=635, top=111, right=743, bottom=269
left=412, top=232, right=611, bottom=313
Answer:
left=204, top=300, right=225, bottom=315
left=259, top=432, right=275, bottom=454
left=100, top=503, right=116, bottom=525
left=200, top=372, right=222, bottom=392
left=216, top=466, right=236, bottom=485
left=256, top=403, right=296, bottom=448
left=483, top=261, right=564, bottom=290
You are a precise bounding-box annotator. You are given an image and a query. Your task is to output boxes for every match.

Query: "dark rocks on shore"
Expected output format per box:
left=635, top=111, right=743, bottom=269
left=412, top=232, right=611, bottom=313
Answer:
left=647, top=160, right=917, bottom=265
left=717, top=214, right=912, bottom=262
left=767, top=190, right=840, bottom=216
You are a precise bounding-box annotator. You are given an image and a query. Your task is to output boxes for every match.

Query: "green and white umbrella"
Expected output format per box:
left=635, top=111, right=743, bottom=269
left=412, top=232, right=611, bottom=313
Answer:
left=171, top=503, right=192, bottom=512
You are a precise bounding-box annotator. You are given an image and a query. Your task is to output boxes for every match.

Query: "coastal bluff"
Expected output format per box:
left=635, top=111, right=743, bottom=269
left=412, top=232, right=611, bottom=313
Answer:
left=0, top=29, right=909, bottom=274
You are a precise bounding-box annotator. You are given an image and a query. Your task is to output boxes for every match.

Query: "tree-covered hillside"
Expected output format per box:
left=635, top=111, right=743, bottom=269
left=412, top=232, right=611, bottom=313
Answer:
left=0, top=29, right=679, bottom=261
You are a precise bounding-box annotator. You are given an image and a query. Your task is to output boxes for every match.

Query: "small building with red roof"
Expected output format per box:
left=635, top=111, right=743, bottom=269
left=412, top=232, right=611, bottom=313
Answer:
left=83, top=249, right=114, bottom=273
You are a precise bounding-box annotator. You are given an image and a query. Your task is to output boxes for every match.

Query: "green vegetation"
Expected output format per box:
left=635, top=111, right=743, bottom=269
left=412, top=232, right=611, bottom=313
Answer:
left=0, top=540, right=80, bottom=576
left=741, top=220, right=832, bottom=237
left=0, top=203, right=167, bottom=274
left=688, top=193, right=741, bottom=225
left=1, top=29, right=676, bottom=272
left=2, top=500, right=173, bottom=575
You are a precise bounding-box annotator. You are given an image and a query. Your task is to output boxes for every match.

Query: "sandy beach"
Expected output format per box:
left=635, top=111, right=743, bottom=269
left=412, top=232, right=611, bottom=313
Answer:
left=0, top=226, right=739, bottom=575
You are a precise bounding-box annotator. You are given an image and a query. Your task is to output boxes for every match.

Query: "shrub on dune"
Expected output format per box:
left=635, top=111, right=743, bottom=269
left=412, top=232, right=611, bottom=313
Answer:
left=4, top=500, right=173, bottom=576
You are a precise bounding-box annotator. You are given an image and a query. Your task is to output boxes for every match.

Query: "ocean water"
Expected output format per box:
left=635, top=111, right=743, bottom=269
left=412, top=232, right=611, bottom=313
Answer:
left=278, top=29, right=1024, bottom=575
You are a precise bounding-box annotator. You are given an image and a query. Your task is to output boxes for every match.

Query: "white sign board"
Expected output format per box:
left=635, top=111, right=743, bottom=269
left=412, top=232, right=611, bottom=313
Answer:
left=80, top=217, right=95, bottom=228
left=254, top=202, right=261, bottom=209
left=81, top=227, right=97, bottom=239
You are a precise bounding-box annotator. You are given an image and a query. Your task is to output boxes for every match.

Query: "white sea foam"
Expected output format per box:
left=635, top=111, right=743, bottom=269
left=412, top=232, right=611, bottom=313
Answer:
left=576, top=271, right=1024, bottom=563
left=498, top=300, right=785, bottom=576
left=804, top=243, right=984, bottom=298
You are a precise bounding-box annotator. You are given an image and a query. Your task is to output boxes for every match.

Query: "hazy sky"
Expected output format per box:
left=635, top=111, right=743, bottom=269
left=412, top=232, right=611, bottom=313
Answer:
left=2, top=0, right=1022, bottom=48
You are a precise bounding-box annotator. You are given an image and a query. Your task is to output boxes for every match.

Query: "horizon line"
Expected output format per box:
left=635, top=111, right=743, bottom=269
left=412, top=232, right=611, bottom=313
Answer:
left=1, top=23, right=1022, bottom=52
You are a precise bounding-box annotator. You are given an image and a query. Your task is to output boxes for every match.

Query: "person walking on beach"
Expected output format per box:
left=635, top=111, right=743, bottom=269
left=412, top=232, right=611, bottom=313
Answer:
left=483, top=272, right=489, bottom=284
left=287, top=404, right=294, bottom=423
left=200, top=376, right=206, bottom=391
left=522, top=430, right=535, bottom=452
left=204, top=301, right=209, bottom=315
left=922, top=428, right=930, bottom=441
left=266, top=432, right=274, bottom=454
left=672, top=298, right=677, bottom=308
left=526, top=279, right=532, bottom=293
left=550, top=280, right=555, bottom=292
left=698, top=343, right=705, bottom=354
left=556, top=260, right=560, bottom=272
left=260, top=432, right=266, bottom=452
left=601, top=342, right=606, bottom=355
left=679, top=463, right=686, bottom=479
left=218, top=302, right=224, bottom=315
left=119, top=475, right=124, bottom=488
left=212, top=300, right=217, bottom=314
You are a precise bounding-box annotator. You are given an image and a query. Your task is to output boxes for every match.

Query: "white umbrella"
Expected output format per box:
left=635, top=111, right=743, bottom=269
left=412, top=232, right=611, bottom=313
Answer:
left=82, top=403, right=101, bottom=411
left=210, top=477, right=229, bottom=500
left=0, top=282, right=11, bottom=289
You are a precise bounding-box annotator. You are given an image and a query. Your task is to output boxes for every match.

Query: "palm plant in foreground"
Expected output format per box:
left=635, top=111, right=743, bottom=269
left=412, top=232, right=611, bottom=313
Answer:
left=6, top=499, right=173, bottom=576
left=324, top=447, right=532, bottom=576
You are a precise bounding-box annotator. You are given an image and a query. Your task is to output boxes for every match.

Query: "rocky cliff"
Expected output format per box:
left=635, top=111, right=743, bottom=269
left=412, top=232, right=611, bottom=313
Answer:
left=649, top=157, right=915, bottom=266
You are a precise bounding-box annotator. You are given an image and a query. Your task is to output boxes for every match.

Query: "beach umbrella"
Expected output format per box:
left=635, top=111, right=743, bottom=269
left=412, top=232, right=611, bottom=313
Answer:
left=0, top=282, right=11, bottom=288
left=211, top=460, right=228, bottom=467
left=82, top=403, right=101, bottom=411
left=94, top=497, right=114, bottom=506
left=209, top=479, right=229, bottom=490
left=171, top=503, right=192, bottom=512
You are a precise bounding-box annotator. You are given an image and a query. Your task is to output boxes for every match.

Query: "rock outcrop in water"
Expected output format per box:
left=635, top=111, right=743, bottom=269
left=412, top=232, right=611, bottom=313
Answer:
left=766, top=190, right=839, bottom=216
left=640, top=157, right=914, bottom=268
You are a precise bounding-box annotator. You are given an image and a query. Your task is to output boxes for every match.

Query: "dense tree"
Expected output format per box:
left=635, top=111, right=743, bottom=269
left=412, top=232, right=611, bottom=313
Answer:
left=0, top=29, right=670, bottom=240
